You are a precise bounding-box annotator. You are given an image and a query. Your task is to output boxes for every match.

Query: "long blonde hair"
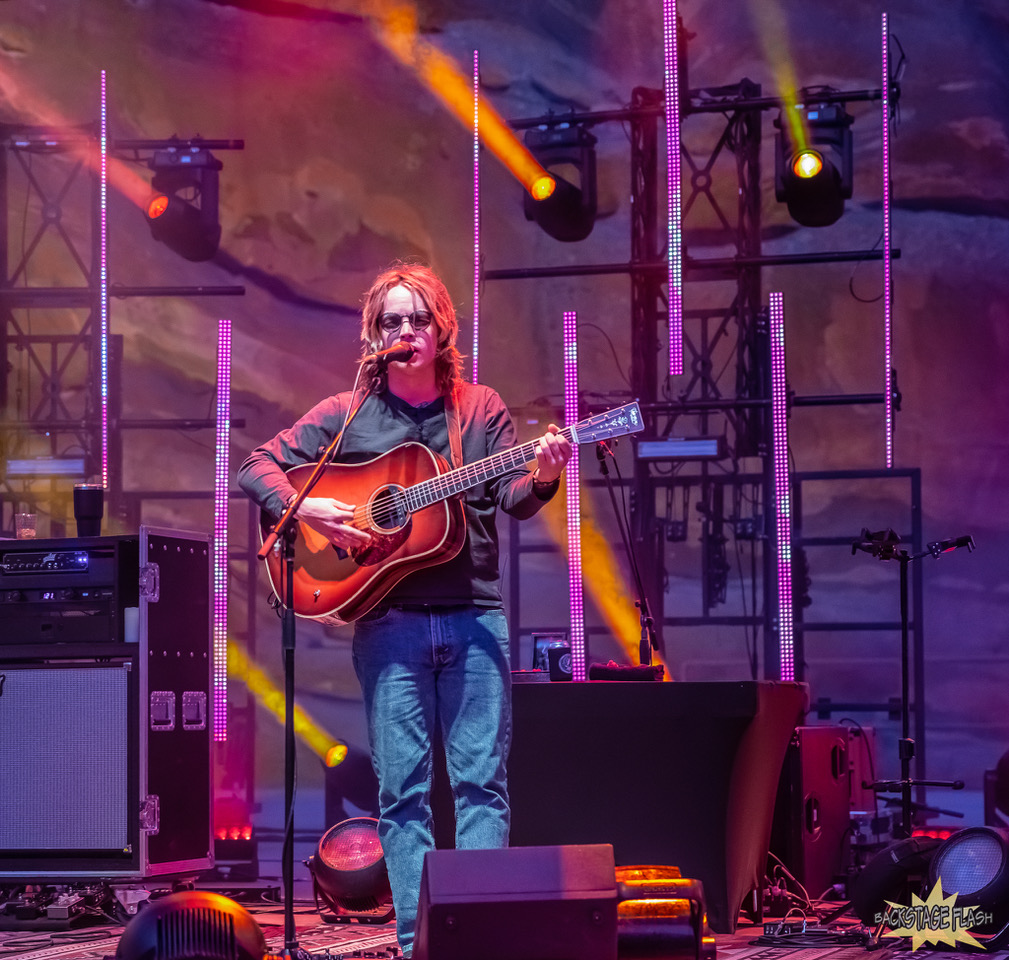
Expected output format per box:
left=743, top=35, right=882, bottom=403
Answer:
left=360, top=262, right=464, bottom=395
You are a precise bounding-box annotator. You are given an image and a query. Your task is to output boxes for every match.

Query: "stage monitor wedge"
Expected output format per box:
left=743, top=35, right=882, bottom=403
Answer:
left=413, top=843, right=618, bottom=960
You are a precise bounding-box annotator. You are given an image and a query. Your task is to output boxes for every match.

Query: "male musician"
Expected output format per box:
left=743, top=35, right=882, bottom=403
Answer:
left=237, top=262, right=572, bottom=955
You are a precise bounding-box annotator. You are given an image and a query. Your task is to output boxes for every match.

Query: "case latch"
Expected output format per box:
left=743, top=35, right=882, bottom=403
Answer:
left=139, top=795, right=160, bottom=835
left=139, top=562, right=160, bottom=602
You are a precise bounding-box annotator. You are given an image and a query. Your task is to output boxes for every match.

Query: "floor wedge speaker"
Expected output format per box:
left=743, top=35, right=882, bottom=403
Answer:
left=413, top=844, right=618, bottom=960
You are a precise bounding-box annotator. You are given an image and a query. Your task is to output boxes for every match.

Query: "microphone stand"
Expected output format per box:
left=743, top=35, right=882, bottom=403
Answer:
left=256, top=374, right=375, bottom=957
left=850, top=528, right=973, bottom=838
left=596, top=441, right=657, bottom=666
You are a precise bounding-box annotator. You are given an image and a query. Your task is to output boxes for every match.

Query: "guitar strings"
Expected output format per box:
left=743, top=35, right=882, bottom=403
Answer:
left=345, top=429, right=578, bottom=530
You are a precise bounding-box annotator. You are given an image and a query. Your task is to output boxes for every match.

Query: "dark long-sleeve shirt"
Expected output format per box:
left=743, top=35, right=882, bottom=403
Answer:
left=236, top=381, right=556, bottom=606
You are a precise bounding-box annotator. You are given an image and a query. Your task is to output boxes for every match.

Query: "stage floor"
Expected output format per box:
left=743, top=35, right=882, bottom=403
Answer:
left=0, top=893, right=998, bottom=960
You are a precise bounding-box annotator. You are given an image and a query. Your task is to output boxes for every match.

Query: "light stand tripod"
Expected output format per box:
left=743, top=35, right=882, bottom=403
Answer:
left=851, top=527, right=974, bottom=838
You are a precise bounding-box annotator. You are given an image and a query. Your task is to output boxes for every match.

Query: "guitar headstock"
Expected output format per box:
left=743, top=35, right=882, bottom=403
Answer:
left=574, top=402, right=644, bottom=443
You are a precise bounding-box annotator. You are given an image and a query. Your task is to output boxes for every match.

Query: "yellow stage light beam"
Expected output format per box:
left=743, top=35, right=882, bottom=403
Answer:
left=228, top=640, right=348, bottom=768
left=541, top=475, right=672, bottom=678
left=748, top=0, right=808, bottom=150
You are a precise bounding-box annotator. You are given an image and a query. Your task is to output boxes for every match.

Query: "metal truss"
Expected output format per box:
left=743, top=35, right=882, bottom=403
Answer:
left=496, top=71, right=915, bottom=696
left=0, top=126, right=243, bottom=532
left=0, top=125, right=104, bottom=525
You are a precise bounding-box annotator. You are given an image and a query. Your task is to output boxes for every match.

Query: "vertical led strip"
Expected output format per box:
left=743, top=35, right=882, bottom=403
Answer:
left=563, top=310, right=586, bottom=681
left=769, top=293, right=794, bottom=681
left=213, top=318, right=232, bottom=741
left=663, top=0, right=684, bottom=376
left=472, top=49, right=481, bottom=384
left=881, top=12, right=893, bottom=468
left=99, top=70, right=109, bottom=486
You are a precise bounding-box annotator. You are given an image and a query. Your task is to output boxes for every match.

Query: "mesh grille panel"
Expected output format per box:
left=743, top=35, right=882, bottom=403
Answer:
left=0, top=665, right=129, bottom=850
left=936, top=833, right=1005, bottom=896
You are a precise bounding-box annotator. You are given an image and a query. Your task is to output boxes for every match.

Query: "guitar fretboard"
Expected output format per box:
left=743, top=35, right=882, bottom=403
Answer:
left=403, top=424, right=579, bottom=512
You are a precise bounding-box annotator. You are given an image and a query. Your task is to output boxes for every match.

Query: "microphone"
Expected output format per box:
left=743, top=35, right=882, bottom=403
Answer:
left=363, top=341, right=415, bottom=364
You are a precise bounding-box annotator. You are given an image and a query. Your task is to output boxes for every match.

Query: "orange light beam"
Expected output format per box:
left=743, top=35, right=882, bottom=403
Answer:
left=248, top=0, right=554, bottom=199
left=0, top=61, right=155, bottom=210
left=367, top=0, right=554, bottom=198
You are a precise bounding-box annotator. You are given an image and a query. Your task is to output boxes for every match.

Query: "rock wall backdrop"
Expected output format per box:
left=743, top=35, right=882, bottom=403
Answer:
left=1, top=0, right=1007, bottom=831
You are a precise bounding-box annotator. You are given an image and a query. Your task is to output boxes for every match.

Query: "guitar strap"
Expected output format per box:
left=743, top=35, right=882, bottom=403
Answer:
left=445, top=385, right=464, bottom=470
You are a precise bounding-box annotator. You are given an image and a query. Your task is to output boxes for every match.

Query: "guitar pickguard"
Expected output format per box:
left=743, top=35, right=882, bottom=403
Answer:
left=348, top=520, right=412, bottom=567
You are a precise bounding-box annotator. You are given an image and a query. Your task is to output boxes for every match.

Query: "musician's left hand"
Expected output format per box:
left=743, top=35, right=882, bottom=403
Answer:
left=533, top=423, right=573, bottom=485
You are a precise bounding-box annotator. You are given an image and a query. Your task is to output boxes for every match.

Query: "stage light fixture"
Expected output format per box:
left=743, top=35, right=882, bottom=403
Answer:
left=115, top=891, right=266, bottom=960
left=774, top=102, right=853, bottom=227
left=307, top=817, right=394, bottom=923
left=929, top=827, right=1009, bottom=942
left=849, top=836, right=941, bottom=926
left=616, top=866, right=717, bottom=960
left=523, top=124, right=598, bottom=242
left=145, top=146, right=223, bottom=261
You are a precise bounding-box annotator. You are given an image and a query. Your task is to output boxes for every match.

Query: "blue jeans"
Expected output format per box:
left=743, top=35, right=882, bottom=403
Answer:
left=352, top=605, right=512, bottom=956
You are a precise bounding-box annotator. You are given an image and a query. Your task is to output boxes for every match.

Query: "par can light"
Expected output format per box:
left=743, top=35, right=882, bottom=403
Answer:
left=307, top=817, right=394, bottom=923
left=929, top=826, right=1009, bottom=940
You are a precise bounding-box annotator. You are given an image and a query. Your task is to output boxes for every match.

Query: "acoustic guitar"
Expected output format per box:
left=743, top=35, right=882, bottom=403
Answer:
left=261, top=401, right=643, bottom=624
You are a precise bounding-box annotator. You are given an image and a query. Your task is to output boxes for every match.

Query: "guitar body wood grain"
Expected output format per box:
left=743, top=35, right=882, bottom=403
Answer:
left=261, top=442, right=466, bottom=624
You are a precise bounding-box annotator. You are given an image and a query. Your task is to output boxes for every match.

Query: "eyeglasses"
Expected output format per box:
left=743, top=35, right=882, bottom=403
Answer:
left=379, top=310, right=433, bottom=332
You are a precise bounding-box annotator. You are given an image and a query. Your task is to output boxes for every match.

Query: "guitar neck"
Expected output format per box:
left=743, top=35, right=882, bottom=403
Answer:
left=405, top=425, right=578, bottom=512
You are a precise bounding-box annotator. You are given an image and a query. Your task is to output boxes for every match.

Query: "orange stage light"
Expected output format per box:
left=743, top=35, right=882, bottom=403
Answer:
left=531, top=174, right=557, bottom=201
left=146, top=194, right=169, bottom=219
left=0, top=61, right=159, bottom=211
left=325, top=743, right=349, bottom=767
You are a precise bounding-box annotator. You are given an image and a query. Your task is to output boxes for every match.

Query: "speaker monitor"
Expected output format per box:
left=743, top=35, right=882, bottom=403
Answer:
left=770, top=725, right=851, bottom=898
left=413, top=844, right=618, bottom=960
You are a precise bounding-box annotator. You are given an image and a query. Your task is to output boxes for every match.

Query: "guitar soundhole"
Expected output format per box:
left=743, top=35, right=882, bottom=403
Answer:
left=369, top=485, right=410, bottom=532
left=351, top=485, right=412, bottom=568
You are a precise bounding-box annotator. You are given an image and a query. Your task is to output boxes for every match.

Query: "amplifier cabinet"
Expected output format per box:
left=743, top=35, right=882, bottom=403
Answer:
left=0, top=526, right=213, bottom=880
left=769, top=725, right=851, bottom=899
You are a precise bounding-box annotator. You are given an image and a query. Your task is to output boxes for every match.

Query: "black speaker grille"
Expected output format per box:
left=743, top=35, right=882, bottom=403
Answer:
left=157, top=908, right=237, bottom=960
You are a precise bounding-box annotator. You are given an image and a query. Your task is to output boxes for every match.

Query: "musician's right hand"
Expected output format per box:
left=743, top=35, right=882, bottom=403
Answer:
left=295, top=497, right=372, bottom=549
